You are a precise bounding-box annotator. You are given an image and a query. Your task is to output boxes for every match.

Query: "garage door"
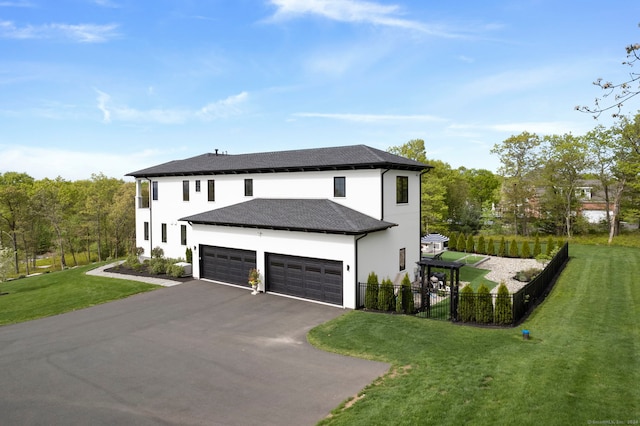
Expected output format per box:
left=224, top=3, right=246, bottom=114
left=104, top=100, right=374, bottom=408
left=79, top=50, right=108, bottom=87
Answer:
left=266, top=253, right=343, bottom=305
left=201, top=246, right=256, bottom=287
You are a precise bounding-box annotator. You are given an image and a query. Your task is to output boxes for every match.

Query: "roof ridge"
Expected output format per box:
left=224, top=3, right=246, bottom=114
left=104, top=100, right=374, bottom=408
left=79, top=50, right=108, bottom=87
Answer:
left=326, top=200, right=359, bottom=232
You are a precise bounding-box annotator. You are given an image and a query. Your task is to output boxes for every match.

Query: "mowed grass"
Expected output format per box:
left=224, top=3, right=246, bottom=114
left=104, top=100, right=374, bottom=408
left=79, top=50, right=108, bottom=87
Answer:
left=0, top=263, right=158, bottom=326
left=309, top=244, right=640, bottom=425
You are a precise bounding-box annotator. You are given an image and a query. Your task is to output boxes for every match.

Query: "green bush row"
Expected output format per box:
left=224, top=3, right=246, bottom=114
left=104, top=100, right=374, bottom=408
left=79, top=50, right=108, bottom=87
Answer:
left=458, top=283, right=513, bottom=325
left=364, top=272, right=415, bottom=314
left=447, top=232, right=564, bottom=259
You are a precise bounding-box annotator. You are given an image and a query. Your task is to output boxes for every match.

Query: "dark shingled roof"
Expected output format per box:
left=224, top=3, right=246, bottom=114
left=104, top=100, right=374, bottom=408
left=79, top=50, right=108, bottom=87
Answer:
left=180, top=199, right=397, bottom=235
left=127, top=144, right=431, bottom=177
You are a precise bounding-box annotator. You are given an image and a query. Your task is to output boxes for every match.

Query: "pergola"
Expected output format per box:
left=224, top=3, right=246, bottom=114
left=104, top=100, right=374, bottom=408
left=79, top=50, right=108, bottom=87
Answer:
left=416, top=258, right=464, bottom=320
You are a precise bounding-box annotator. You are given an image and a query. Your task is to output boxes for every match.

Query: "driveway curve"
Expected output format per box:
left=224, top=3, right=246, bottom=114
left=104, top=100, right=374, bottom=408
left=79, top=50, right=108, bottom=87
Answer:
left=0, top=281, right=389, bottom=425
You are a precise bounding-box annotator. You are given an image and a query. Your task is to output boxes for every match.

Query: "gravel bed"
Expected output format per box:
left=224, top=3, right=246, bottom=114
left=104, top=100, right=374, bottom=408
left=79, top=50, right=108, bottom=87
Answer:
left=476, top=256, right=543, bottom=293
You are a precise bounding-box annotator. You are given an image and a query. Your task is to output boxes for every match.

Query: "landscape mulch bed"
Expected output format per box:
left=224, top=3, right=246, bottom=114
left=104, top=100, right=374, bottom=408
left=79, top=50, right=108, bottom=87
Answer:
left=104, top=264, right=194, bottom=283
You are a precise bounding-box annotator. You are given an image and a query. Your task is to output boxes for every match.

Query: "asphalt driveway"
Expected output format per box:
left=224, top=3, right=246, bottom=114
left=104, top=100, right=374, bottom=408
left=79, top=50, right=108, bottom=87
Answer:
left=0, top=282, right=389, bottom=425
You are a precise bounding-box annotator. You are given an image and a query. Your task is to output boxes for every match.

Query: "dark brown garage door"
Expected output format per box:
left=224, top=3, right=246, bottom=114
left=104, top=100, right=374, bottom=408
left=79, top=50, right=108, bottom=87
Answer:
left=201, top=245, right=256, bottom=287
left=266, top=253, right=343, bottom=305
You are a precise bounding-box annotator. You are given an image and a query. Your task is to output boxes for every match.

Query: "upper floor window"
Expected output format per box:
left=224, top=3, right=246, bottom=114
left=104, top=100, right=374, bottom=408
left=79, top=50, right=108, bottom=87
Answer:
left=399, top=248, right=406, bottom=271
left=183, top=180, right=190, bottom=201
left=161, top=223, right=167, bottom=243
left=144, top=222, right=149, bottom=241
left=195, top=180, right=201, bottom=192
left=396, top=176, right=408, bottom=204
left=208, top=179, right=215, bottom=202
left=334, top=177, right=346, bottom=197
left=181, top=225, right=187, bottom=246
left=244, top=179, right=253, bottom=197
left=152, top=181, right=158, bottom=201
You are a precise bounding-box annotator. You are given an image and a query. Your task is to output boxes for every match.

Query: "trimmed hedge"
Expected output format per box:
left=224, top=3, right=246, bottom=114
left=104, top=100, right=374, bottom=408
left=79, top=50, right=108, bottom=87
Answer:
left=458, top=284, right=476, bottom=322
left=494, top=283, right=513, bottom=325
left=476, top=284, right=494, bottom=324
left=364, top=272, right=379, bottom=309
left=377, top=277, right=395, bottom=311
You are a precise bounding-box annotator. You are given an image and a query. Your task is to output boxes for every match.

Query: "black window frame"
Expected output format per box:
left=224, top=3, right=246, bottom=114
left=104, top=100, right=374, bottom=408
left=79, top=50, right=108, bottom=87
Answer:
left=152, top=181, right=158, bottom=201
left=180, top=224, right=187, bottom=246
left=208, top=179, right=215, bottom=202
left=195, top=180, right=201, bottom=192
left=399, top=247, right=406, bottom=271
left=183, top=180, right=190, bottom=202
left=144, top=221, right=149, bottom=241
left=334, top=176, right=346, bottom=197
left=244, top=179, right=253, bottom=197
left=396, top=176, right=409, bottom=204
left=161, top=223, right=167, bottom=243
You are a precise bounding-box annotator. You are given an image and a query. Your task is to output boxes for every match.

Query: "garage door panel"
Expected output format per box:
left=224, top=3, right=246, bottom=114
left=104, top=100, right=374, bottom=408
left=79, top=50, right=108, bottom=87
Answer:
left=201, top=246, right=256, bottom=286
left=267, top=253, right=343, bottom=305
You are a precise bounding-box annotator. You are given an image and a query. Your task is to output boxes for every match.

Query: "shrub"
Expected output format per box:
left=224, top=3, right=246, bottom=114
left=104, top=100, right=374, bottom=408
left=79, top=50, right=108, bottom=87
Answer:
left=466, top=234, right=475, bottom=253
left=508, top=239, right=519, bottom=258
left=167, top=264, right=185, bottom=278
left=401, top=273, right=415, bottom=314
left=125, top=253, right=141, bottom=269
left=514, top=268, right=542, bottom=282
left=494, top=283, right=513, bottom=325
left=521, top=240, right=531, bottom=258
left=477, top=235, right=486, bottom=255
left=377, top=277, right=395, bottom=311
left=149, top=257, right=167, bottom=275
left=533, top=235, right=542, bottom=258
left=185, top=247, right=193, bottom=264
left=364, top=272, right=379, bottom=309
left=458, top=285, right=476, bottom=322
left=486, top=238, right=495, bottom=256
left=151, top=246, right=164, bottom=259
left=498, top=237, right=506, bottom=257
left=476, top=284, right=494, bottom=324
left=457, top=233, right=466, bottom=252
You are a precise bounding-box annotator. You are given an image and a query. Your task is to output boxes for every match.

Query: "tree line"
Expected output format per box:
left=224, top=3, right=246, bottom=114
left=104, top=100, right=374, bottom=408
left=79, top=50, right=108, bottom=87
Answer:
left=389, top=112, right=640, bottom=242
left=0, top=172, right=135, bottom=276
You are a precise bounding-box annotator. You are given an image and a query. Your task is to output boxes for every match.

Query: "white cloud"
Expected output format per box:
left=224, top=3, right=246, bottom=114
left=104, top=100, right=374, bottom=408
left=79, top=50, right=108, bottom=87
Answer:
left=293, top=112, right=445, bottom=123
left=266, top=0, right=461, bottom=37
left=0, top=1, right=33, bottom=7
left=96, top=90, right=249, bottom=124
left=0, top=20, right=119, bottom=42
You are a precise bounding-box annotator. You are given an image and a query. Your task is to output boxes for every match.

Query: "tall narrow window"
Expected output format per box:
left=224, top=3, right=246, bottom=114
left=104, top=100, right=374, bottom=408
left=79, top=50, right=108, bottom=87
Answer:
left=334, top=177, right=346, bottom=197
left=244, top=179, right=253, bottom=196
left=396, top=176, right=408, bottom=204
left=183, top=180, right=190, bottom=201
left=208, top=179, right=215, bottom=202
left=144, top=222, right=149, bottom=241
left=161, top=223, right=167, bottom=243
left=399, top=248, right=406, bottom=271
left=152, top=181, right=158, bottom=201
left=181, top=225, right=187, bottom=246
left=195, top=180, right=201, bottom=192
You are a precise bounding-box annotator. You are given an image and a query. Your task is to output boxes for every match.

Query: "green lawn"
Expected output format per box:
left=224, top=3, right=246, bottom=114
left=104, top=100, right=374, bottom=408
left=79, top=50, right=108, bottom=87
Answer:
left=309, top=244, right=640, bottom=425
left=0, top=263, right=158, bottom=326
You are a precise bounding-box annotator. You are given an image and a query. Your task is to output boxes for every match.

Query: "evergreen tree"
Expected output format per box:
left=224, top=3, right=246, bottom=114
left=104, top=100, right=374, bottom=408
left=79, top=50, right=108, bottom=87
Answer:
left=458, top=284, right=476, bottom=322
left=498, top=237, right=506, bottom=257
left=521, top=240, right=531, bottom=258
left=364, top=272, right=379, bottom=309
left=546, top=236, right=555, bottom=256
left=476, top=284, right=494, bottom=324
left=487, top=238, right=495, bottom=256
left=448, top=232, right=458, bottom=251
left=533, top=235, right=542, bottom=258
left=477, top=235, right=486, bottom=255
left=509, top=238, right=519, bottom=258
left=400, top=273, right=415, bottom=314
left=494, top=283, right=513, bottom=325
left=466, top=234, right=475, bottom=253
left=457, top=233, right=466, bottom=252
left=377, top=277, right=395, bottom=311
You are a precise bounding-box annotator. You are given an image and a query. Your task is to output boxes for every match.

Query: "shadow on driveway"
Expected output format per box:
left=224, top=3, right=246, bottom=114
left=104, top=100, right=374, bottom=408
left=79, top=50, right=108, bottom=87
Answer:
left=0, top=281, right=389, bottom=425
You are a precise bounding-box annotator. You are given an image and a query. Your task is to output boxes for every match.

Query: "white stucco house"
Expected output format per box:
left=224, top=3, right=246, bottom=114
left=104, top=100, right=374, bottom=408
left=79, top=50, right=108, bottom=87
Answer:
left=127, top=145, right=432, bottom=308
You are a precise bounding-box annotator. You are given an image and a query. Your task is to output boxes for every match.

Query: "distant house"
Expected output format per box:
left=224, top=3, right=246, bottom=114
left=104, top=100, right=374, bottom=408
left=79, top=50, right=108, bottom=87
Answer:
left=127, top=145, right=432, bottom=308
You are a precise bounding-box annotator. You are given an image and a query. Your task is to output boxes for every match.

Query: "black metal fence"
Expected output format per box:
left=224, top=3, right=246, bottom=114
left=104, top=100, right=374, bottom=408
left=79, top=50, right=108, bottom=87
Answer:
left=356, top=242, right=569, bottom=327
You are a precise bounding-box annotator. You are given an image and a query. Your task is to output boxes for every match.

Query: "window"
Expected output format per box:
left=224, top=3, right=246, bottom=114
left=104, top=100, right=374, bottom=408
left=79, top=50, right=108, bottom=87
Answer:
left=161, top=223, right=167, bottom=243
left=152, top=181, right=158, bottom=201
left=334, top=177, right=346, bottom=197
left=208, top=179, right=215, bottom=202
left=244, top=179, right=253, bottom=196
left=144, top=222, right=149, bottom=241
left=399, top=248, right=406, bottom=271
left=181, top=225, right=187, bottom=246
left=195, top=180, right=201, bottom=192
left=396, top=176, right=408, bottom=204
left=183, top=180, right=190, bottom=201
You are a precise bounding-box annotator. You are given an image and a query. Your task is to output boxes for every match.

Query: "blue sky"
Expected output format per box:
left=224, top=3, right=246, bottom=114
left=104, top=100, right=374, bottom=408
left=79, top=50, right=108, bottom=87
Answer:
left=1, top=0, right=639, bottom=180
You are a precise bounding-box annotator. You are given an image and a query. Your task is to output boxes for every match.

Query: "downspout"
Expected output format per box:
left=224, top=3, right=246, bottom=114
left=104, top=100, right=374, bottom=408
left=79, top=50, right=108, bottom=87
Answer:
left=354, top=232, right=369, bottom=308
left=147, top=178, right=153, bottom=258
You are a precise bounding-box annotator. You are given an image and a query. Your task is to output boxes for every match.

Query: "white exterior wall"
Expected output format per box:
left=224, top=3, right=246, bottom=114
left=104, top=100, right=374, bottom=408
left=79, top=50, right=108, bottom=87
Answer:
left=190, top=224, right=357, bottom=308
